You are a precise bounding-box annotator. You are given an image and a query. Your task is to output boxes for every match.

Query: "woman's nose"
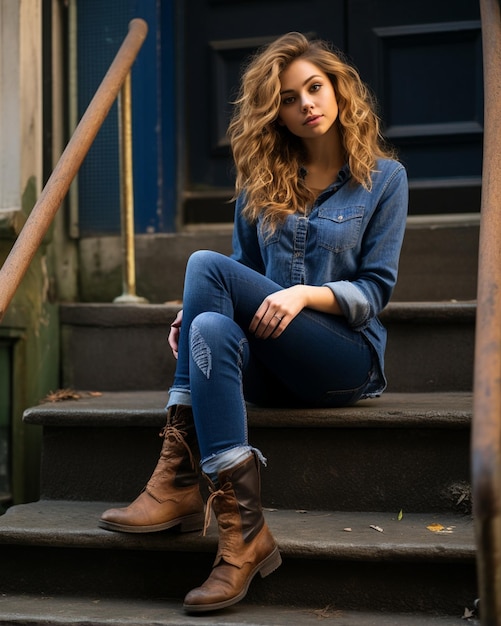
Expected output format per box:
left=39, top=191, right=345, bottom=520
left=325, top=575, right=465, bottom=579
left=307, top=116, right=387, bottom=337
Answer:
left=301, top=98, right=313, bottom=112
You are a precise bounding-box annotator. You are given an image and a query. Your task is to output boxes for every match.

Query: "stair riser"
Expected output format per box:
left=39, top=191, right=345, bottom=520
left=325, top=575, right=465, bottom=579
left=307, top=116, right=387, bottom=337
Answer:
left=79, top=221, right=479, bottom=303
left=384, top=318, right=474, bottom=392
left=39, top=424, right=471, bottom=513
left=61, top=323, right=172, bottom=392
left=394, top=221, right=479, bottom=302
left=0, top=544, right=476, bottom=616
left=61, top=314, right=474, bottom=393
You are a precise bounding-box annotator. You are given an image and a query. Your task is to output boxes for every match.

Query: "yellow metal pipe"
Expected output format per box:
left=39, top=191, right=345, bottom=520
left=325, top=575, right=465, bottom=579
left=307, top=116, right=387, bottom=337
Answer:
left=114, top=72, right=147, bottom=303
left=0, top=18, right=148, bottom=321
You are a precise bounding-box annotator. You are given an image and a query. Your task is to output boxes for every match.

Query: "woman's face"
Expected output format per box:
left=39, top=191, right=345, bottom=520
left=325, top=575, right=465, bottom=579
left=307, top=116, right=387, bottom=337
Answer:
left=277, top=58, right=339, bottom=140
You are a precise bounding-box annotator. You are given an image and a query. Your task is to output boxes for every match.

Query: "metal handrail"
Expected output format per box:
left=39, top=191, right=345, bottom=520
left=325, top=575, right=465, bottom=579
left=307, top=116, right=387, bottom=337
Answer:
left=0, top=18, right=148, bottom=322
left=472, top=0, right=501, bottom=623
left=114, top=71, right=148, bottom=304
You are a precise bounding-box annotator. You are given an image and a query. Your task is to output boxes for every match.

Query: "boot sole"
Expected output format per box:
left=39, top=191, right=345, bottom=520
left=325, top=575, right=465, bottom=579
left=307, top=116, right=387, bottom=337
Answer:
left=98, top=512, right=204, bottom=534
left=183, top=546, right=282, bottom=613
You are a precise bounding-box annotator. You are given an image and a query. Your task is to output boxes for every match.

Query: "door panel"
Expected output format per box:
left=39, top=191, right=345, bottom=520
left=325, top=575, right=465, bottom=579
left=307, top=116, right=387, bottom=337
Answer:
left=347, top=0, right=483, bottom=214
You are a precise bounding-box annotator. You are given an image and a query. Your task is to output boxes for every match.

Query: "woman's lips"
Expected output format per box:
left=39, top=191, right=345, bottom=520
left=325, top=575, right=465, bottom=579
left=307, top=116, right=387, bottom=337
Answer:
left=304, top=115, right=322, bottom=126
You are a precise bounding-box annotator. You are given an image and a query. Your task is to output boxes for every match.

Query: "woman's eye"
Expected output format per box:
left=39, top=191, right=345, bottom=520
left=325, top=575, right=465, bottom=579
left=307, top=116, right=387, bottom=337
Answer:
left=282, top=96, right=295, bottom=105
left=310, top=83, right=322, bottom=92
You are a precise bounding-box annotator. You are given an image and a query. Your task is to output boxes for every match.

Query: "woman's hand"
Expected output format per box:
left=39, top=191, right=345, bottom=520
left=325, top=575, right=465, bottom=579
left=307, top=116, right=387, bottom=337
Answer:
left=250, top=284, right=342, bottom=339
left=250, top=285, right=309, bottom=339
left=168, top=309, right=183, bottom=358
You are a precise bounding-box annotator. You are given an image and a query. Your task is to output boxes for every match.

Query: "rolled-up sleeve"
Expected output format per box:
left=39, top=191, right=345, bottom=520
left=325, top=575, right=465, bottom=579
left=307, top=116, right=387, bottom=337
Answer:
left=325, top=280, right=371, bottom=327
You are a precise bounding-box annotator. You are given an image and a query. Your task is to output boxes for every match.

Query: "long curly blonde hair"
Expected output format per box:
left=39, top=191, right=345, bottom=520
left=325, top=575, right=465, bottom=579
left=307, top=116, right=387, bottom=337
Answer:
left=228, top=32, right=396, bottom=229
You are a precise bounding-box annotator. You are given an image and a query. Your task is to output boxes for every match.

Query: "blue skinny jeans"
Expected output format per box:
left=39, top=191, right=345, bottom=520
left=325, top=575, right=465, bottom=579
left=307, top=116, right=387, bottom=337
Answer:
left=168, top=250, right=373, bottom=465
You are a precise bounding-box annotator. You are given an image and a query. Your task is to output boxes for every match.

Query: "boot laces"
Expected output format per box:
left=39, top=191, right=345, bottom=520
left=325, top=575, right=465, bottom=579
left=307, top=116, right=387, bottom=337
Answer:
left=158, top=423, right=196, bottom=471
left=202, top=481, right=230, bottom=536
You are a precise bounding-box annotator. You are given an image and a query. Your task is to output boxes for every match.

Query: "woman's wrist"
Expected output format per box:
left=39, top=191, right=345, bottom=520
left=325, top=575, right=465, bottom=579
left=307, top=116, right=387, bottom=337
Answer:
left=299, top=284, right=340, bottom=315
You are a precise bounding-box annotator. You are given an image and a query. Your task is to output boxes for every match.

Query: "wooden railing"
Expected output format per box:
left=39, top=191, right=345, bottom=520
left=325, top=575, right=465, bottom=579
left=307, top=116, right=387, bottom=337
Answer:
left=0, top=18, right=148, bottom=322
left=472, top=1, right=501, bottom=624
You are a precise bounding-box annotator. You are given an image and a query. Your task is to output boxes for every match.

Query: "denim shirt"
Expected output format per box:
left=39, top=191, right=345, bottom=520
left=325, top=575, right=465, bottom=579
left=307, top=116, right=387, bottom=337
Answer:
left=231, top=158, right=409, bottom=397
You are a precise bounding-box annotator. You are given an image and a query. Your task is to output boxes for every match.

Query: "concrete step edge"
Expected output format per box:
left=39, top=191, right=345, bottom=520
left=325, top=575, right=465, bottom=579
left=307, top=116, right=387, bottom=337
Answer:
left=59, top=301, right=476, bottom=328
left=0, top=500, right=475, bottom=562
left=0, top=593, right=474, bottom=625
left=23, top=391, right=473, bottom=429
left=382, top=300, right=476, bottom=321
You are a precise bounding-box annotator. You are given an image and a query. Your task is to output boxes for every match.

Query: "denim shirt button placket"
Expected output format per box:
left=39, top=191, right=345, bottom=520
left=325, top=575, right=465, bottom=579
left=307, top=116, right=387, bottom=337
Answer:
left=291, top=215, right=308, bottom=284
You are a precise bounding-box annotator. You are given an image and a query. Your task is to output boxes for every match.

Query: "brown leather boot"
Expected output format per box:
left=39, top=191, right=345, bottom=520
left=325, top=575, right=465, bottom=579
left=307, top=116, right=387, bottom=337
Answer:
left=183, top=452, right=281, bottom=613
left=99, top=404, right=204, bottom=533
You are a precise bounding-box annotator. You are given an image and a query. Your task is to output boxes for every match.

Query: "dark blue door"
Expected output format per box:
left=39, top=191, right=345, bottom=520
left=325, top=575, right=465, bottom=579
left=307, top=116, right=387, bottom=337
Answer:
left=347, top=0, right=482, bottom=214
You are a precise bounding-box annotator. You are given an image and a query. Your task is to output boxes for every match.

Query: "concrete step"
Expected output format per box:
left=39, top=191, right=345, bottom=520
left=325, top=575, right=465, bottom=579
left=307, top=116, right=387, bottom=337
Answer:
left=59, top=301, right=475, bottom=393
left=393, top=214, right=479, bottom=302
left=382, top=301, right=475, bottom=392
left=0, top=500, right=477, bottom=617
left=24, top=391, right=472, bottom=514
left=79, top=214, right=479, bottom=303
left=0, top=594, right=478, bottom=625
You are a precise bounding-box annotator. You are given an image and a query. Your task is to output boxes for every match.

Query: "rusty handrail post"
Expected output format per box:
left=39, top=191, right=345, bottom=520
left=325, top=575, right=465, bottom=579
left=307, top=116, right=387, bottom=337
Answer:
left=473, top=0, right=501, bottom=623
left=114, top=71, right=147, bottom=304
left=0, top=18, right=148, bottom=322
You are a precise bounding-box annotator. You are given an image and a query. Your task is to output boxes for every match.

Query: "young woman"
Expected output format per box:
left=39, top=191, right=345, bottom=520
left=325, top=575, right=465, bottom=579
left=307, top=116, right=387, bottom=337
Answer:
left=99, top=32, right=408, bottom=613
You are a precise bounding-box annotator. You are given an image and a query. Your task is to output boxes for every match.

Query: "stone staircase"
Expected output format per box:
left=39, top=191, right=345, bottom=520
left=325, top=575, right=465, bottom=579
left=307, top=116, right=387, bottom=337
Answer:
left=0, top=216, right=481, bottom=625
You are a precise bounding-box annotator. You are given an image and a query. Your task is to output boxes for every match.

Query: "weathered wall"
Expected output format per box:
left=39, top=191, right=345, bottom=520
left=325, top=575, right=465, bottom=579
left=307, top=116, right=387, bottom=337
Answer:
left=0, top=0, right=76, bottom=504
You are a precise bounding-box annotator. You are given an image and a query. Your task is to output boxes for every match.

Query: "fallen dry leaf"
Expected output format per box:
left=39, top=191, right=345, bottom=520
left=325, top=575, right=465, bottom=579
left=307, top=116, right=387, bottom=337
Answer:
left=42, top=389, right=82, bottom=403
left=42, top=389, right=103, bottom=403
left=427, top=523, right=444, bottom=532
left=427, top=523, right=455, bottom=534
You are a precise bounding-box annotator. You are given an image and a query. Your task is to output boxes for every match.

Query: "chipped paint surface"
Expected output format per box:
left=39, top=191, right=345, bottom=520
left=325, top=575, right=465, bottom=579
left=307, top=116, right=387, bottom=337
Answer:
left=0, top=176, right=60, bottom=503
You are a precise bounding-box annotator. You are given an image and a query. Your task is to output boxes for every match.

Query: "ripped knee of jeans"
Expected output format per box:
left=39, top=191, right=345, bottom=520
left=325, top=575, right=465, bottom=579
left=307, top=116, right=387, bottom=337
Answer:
left=191, top=323, right=212, bottom=379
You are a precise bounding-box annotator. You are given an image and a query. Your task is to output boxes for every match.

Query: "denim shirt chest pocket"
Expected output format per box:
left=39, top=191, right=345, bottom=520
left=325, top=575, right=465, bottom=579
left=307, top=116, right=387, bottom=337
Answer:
left=317, top=205, right=364, bottom=253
